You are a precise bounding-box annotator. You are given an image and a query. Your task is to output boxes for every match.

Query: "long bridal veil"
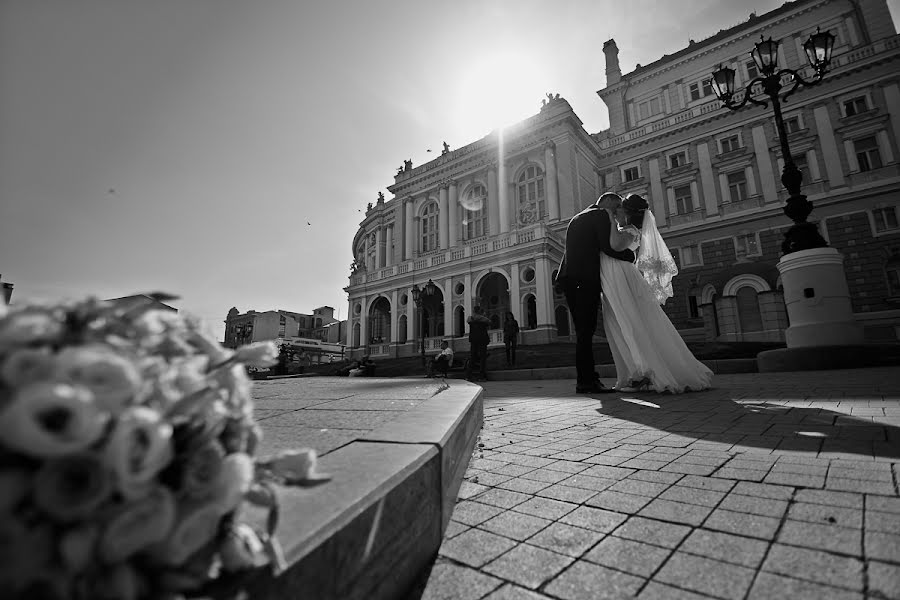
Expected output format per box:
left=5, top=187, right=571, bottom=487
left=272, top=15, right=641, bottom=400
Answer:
left=635, top=210, right=679, bottom=305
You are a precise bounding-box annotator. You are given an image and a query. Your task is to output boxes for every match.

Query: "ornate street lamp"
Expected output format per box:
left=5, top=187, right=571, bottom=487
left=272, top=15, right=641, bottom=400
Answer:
left=411, top=279, right=438, bottom=366
left=711, top=28, right=835, bottom=254
left=711, top=27, right=864, bottom=360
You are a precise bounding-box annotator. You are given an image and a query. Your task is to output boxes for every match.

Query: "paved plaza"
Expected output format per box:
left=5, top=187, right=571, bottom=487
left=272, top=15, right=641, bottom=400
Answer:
left=411, top=367, right=900, bottom=600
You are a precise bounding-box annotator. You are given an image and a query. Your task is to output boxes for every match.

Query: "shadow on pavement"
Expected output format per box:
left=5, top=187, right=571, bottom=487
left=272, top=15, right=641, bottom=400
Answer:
left=594, top=392, right=900, bottom=460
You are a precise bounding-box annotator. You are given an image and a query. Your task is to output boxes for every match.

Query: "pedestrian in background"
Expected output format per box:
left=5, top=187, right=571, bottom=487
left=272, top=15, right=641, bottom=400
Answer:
left=503, top=311, right=520, bottom=368
left=467, top=306, right=491, bottom=381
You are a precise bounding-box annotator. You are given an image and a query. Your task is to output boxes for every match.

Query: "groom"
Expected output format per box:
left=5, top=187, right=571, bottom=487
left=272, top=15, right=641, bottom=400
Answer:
left=555, top=193, right=636, bottom=394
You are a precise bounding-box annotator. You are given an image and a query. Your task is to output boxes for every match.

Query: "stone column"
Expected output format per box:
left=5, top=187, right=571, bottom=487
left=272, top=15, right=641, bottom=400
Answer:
left=448, top=181, right=459, bottom=247
left=389, top=289, right=399, bottom=344
left=359, top=296, right=368, bottom=348
left=384, top=224, right=393, bottom=266
left=444, top=277, right=453, bottom=339
left=699, top=303, right=717, bottom=341
left=438, top=185, right=449, bottom=250
left=648, top=157, right=664, bottom=220
left=719, top=173, right=731, bottom=204
left=509, top=261, right=521, bottom=321
left=463, top=272, right=473, bottom=334
left=715, top=296, right=739, bottom=342
left=535, top=257, right=553, bottom=328
left=404, top=198, right=414, bottom=260
left=346, top=298, right=355, bottom=347
left=405, top=289, right=415, bottom=348
left=544, top=142, right=560, bottom=221
left=697, top=142, right=719, bottom=216
left=751, top=125, right=778, bottom=203
left=498, top=163, right=510, bottom=233
left=813, top=105, right=845, bottom=187
left=375, top=226, right=383, bottom=269
left=487, top=165, right=500, bottom=235
left=412, top=215, right=421, bottom=256
left=364, top=233, right=371, bottom=270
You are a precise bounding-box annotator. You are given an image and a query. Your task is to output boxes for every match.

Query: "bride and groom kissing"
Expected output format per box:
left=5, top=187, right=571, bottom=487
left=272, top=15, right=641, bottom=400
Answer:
left=555, top=192, right=713, bottom=395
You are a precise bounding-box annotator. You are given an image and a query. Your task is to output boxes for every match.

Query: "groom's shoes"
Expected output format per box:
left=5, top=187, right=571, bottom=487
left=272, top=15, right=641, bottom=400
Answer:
left=576, top=382, right=615, bottom=394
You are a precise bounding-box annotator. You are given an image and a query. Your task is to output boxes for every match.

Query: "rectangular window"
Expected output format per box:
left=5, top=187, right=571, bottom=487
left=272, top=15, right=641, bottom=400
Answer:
left=792, top=153, right=810, bottom=183
left=638, top=97, right=662, bottom=120
left=720, top=135, right=741, bottom=153
left=674, top=185, right=694, bottom=214
left=688, top=295, right=700, bottom=319
left=623, top=166, right=640, bottom=182
left=784, top=116, right=802, bottom=133
left=746, top=60, right=759, bottom=80
left=855, top=136, right=883, bottom=172
left=689, top=83, right=700, bottom=101
left=735, top=233, right=760, bottom=257
left=888, top=265, right=900, bottom=295
left=669, top=151, right=688, bottom=169
left=873, top=207, right=899, bottom=232
left=681, top=245, right=702, bottom=267
left=843, top=96, right=868, bottom=117
left=727, top=171, right=748, bottom=202
left=702, top=79, right=713, bottom=97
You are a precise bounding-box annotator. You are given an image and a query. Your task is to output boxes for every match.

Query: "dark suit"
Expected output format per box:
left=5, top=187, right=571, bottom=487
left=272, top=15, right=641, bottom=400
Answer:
left=555, top=203, right=635, bottom=388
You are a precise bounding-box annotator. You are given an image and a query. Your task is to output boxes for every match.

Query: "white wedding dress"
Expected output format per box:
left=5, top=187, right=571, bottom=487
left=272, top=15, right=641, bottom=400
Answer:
left=600, top=218, right=713, bottom=394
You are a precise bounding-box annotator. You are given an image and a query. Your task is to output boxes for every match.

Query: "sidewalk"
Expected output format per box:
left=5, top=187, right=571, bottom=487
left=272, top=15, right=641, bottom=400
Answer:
left=409, top=367, right=900, bottom=600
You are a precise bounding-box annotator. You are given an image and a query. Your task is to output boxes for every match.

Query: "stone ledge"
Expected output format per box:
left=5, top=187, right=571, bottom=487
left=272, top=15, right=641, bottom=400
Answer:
left=245, top=380, right=483, bottom=600
left=758, top=344, right=900, bottom=372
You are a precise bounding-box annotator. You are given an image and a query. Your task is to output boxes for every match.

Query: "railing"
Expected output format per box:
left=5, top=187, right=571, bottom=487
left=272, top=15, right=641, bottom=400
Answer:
left=432, top=254, right=446, bottom=265
left=517, top=230, right=535, bottom=243
left=600, top=34, right=900, bottom=151
left=493, top=237, right=511, bottom=250
left=719, top=195, right=764, bottom=215
left=368, top=344, right=390, bottom=356
left=380, top=267, right=394, bottom=278
left=414, top=259, right=428, bottom=269
left=471, top=243, right=489, bottom=255
left=451, top=249, right=465, bottom=260
left=398, top=264, right=410, bottom=274
left=668, top=209, right=706, bottom=227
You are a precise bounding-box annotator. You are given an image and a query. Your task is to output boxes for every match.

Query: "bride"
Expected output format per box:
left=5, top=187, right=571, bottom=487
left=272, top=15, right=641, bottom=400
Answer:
left=600, top=194, right=713, bottom=393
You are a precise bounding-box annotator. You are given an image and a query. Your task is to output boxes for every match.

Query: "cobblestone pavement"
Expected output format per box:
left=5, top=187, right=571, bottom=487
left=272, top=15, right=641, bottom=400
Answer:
left=413, top=368, right=900, bottom=600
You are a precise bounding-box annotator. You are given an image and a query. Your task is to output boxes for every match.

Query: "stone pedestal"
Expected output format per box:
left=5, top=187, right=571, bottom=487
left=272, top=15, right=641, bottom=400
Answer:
left=777, top=247, right=863, bottom=347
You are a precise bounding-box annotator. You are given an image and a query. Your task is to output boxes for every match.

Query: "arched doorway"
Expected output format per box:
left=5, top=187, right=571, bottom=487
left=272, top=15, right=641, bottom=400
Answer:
left=523, top=294, right=537, bottom=330
left=454, top=305, right=466, bottom=338
left=352, top=322, right=361, bottom=347
left=398, top=314, right=407, bottom=344
left=736, top=287, right=763, bottom=333
left=419, top=287, right=445, bottom=339
left=369, top=297, right=391, bottom=344
left=475, top=272, right=510, bottom=329
left=555, top=305, right=570, bottom=336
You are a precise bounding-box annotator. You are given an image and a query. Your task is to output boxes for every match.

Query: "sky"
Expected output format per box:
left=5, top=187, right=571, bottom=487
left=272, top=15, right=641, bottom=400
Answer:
left=2, top=0, right=898, bottom=341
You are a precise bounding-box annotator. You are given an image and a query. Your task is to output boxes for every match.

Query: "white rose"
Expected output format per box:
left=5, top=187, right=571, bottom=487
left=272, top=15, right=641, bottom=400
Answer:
left=54, top=345, right=142, bottom=412
left=0, top=347, right=56, bottom=387
left=0, top=310, right=63, bottom=352
left=102, top=406, right=174, bottom=499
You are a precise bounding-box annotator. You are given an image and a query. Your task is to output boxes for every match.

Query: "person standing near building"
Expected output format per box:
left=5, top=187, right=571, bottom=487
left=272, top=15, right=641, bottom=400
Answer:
left=427, top=340, right=454, bottom=377
left=467, top=306, right=491, bottom=381
left=503, top=311, right=520, bottom=367
left=555, top=192, right=635, bottom=394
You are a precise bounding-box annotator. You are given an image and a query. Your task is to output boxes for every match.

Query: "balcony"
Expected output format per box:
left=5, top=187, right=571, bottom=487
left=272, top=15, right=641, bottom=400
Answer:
left=347, top=223, right=553, bottom=290
left=668, top=209, right=706, bottom=227
left=719, top=194, right=765, bottom=215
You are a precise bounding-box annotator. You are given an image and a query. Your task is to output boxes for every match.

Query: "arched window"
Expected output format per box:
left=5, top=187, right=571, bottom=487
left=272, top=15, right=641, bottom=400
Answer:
left=398, top=315, right=407, bottom=344
left=462, top=185, right=488, bottom=240
left=352, top=322, right=361, bottom=347
left=524, top=295, right=537, bottom=330
left=736, top=287, right=763, bottom=332
left=421, top=202, right=438, bottom=252
left=315, top=318, right=322, bottom=328
left=454, top=306, right=466, bottom=338
left=555, top=306, right=570, bottom=336
left=517, top=165, right=546, bottom=222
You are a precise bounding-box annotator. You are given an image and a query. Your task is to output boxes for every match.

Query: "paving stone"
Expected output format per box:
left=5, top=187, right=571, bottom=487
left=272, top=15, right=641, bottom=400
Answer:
left=661, top=462, right=718, bottom=476
left=465, top=471, right=514, bottom=487
left=793, top=488, right=863, bottom=508
left=746, top=572, right=863, bottom=600
left=535, top=484, right=598, bottom=504
left=581, top=465, right=637, bottom=479
left=826, top=477, right=896, bottom=495
left=638, top=581, right=718, bottom=600
left=776, top=519, right=862, bottom=556
left=495, top=477, right=552, bottom=494
left=473, top=488, right=532, bottom=510
left=703, top=508, right=782, bottom=540
left=828, top=466, right=894, bottom=482
left=628, top=470, right=684, bottom=485
left=519, top=468, right=575, bottom=485
left=457, top=481, right=491, bottom=500
left=612, top=516, right=691, bottom=549
left=438, top=528, right=518, bottom=568
left=479, top=510, right=553, bottom=541
left=865, top=509, right=900, bottom=535
left=761, top=544, right=864, bottom=590
left=868, top=561, right=900, bottom=600
left=559, top=474, right=617, bottom=492
left=619, top=458, right=671, bottom=470
left=677, top=475, right=736, bottom=492
left=543, top=561, right=645, bottom=600
left=512, top=496, right=579, bottom=520
left=770, top=461, right=828, bottom=476
left=482, top=583, right=556, bottom=600
left=606, top=478, right=670, bottom=498
left=492, top=463, right=539, bottom=477
left=679, top=528, right=769, bottom=568
left=866, top=495, right=900, bottom=514
left=526, top=522, right=605, bottom=557
left=763, top=471, right=825, bottom=487
left=714, top=467, right=769, bottom=481
left=583, top=535, right=672, bottom=578
left=718, top=493, right=788, bottom=518
left=450, top=501, right=505, bottom=526
left=866, top=531, right=900, bottom=563
left=560, top=505, right=628, bottom=533
left=543, top=460, right=592, bottom=474
left=638, top=498, right=714, bottom=526
left=482, top=543, right=574, bottom=590
left=586, top=490, right=654, bottom=514
left=417, top=560, right=505, bottom=600
left=786, top=502, right=863, bottom=528
left=653, top=552, right=755, bottom=600
left=657, top=485, right=727, bottom=507
left=583, top=454, right=631, bottom=466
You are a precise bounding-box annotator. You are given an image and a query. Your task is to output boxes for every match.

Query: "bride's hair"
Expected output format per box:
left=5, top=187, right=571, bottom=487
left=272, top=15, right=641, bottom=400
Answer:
left=623, top=194, right=649, bottom=229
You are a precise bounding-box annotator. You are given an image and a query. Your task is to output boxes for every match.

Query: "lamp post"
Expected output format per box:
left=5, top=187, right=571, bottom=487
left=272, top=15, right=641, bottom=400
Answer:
left=710, top=28, right=864, bottom=363
left=710, top=28, right=835, bottom=255
left=411, top=279, right=437, bottom=366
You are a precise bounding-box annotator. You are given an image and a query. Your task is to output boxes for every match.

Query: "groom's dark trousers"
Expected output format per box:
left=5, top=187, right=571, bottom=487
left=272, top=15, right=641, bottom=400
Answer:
left=563, top=281, right=601, bottom=389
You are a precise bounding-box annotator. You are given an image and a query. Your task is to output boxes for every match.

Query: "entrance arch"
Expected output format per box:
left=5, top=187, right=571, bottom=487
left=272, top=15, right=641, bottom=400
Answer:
left=474, top=272, right=510, bottom=329
left=369, top=297, right=391, bottom=344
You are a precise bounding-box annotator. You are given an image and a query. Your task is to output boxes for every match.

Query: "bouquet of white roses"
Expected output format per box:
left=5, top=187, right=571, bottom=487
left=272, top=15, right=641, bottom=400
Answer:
left=0, top=294, right=328, bottom=600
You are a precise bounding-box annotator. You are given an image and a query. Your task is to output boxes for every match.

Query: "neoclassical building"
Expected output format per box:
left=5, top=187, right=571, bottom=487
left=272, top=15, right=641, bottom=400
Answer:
left=346, top=0, right=900, bottom=359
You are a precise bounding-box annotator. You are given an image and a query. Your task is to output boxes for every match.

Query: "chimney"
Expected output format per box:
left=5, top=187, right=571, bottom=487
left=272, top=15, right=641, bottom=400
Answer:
left=603, top=39, right=622, bottom=85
